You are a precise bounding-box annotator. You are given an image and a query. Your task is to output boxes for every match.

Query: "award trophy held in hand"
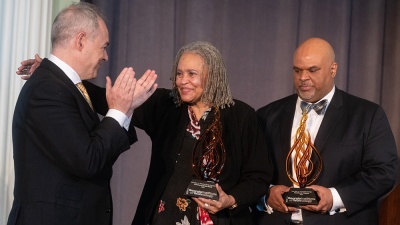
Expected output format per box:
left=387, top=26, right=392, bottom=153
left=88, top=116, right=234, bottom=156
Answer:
left=284, top=106, right=323, bottom=206
left=184, top=108, right=225, bottom=201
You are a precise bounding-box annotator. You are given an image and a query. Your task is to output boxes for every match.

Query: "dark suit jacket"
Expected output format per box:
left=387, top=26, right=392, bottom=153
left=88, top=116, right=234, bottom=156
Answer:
left=8, top=58, right=137, bottom=225
left=255, top=88, right=398, bottom=225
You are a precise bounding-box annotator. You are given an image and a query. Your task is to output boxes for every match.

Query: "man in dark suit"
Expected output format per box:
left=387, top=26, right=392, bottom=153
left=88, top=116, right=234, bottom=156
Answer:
left=7, top=2, right=157, bottom=225
left=256, top=37, right=398, bottom=225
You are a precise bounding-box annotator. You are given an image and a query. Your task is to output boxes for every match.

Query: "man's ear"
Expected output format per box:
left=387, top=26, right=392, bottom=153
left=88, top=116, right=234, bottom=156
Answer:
left=75, top=32, right=86, bottom=51
left=331, top=62, right=338, bottom=78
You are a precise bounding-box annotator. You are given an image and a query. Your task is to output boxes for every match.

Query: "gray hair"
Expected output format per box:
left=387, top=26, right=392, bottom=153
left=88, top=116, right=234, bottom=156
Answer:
left=170, top=41, right=234, bottom=108
left=51, top=2, right=105, bottom=49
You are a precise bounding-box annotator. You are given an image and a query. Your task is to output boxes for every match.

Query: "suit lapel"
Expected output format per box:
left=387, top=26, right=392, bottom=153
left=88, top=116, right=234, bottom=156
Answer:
left=280, top=95, right=297, bottom=156
left=275, top=95, right=297, bottom=186
left=41, top=59, right=100, bottom=123
left=314, top=88, right=344, bottom=153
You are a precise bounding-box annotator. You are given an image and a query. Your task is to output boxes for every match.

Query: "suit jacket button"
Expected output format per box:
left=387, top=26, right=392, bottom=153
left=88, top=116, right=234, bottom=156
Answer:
left=106, top=208, right=111, bottom=213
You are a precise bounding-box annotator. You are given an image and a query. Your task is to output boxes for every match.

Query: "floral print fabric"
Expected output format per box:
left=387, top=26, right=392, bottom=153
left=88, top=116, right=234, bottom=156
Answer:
left=151, top=107, right=214, bottom=225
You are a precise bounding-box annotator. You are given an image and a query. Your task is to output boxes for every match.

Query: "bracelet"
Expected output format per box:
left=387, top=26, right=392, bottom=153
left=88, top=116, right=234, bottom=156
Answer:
left=229, top=203, right=238, bottom=210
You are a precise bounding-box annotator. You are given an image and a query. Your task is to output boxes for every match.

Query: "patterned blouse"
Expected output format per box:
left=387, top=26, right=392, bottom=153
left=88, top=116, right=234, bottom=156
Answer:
left=151, top=107, right=229, bottom=225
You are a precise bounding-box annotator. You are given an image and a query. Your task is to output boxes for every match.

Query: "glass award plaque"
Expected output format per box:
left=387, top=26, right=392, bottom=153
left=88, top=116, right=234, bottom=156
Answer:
left=284, top=125, right=323, bottom=206
left=184, top=109, right=225, bottom=200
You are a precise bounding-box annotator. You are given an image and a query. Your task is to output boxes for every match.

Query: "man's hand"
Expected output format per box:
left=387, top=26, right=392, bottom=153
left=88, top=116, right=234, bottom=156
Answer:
left=300, top=185, right=333, bottom=214
left=131, top=69, right=158, bottom=110
left=16, top=54, right=42, bottom=80
left=192, top=184, right=236, bottom=215
left=267, top=185, right=298, bottom=213
left=105, top=67, right=137, bottom=116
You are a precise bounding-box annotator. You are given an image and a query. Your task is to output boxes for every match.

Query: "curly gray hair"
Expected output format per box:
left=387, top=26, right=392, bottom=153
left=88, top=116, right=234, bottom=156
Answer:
left=170, top=41, right=234, bottom=108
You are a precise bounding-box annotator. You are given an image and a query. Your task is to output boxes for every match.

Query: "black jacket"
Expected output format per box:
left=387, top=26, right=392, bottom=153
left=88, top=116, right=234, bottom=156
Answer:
left=256, top=88, right=398, bottom=225
left=8, top=59, right=137, bottom=225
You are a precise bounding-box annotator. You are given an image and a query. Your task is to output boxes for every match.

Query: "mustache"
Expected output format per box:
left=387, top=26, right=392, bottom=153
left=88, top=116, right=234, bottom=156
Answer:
left=298, top=82, right=313, bottom=87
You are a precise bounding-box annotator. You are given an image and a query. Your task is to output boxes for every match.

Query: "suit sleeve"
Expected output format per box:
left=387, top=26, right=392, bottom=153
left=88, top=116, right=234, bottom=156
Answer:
left=227, top=106, right=274, bottom=213
left=336, top=106, right=398, bottom=215
left=131, top=88, right=173, bottom=134
left=25, top=80, right=132, bottom=178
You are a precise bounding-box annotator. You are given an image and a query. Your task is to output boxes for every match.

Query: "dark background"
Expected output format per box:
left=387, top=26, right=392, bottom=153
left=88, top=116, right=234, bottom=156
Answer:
left=83, top=1, right=400, bottom=224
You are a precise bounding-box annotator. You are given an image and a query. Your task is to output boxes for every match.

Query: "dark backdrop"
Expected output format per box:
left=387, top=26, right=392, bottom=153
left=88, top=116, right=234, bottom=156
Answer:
left=83, top=0, right=400, bottom=224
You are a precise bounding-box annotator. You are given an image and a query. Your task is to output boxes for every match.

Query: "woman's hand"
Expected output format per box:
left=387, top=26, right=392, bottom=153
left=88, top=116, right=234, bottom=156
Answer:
left=192, top=183, right=236, bottom=214
left=16, top=54, right=42, bottom=80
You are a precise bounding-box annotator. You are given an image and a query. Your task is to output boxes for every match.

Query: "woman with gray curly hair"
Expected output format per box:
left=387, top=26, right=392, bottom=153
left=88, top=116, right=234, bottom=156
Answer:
left=130, top=41, right=273, bottom=225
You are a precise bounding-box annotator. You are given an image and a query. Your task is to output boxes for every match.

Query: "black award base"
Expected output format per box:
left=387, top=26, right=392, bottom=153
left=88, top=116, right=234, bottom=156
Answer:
left=283, top=188, right=319, bottom=206
left=184, top=179, right=219, bottom=200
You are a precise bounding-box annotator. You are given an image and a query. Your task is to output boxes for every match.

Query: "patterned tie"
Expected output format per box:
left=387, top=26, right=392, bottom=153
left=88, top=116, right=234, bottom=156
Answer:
left=300, top=99, right=328, bottom=115
left=76, top=82, right=94, bottom=111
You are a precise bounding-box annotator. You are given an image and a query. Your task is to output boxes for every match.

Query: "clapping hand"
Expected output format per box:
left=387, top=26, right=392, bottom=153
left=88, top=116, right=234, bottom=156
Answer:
left=106, top=68, right=158, bottom=117
left=106, top=67, right=137, bottom=116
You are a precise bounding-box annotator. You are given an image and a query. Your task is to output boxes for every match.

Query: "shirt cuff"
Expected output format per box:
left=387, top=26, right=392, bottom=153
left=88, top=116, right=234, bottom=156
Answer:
left=106, top=109, right=129, bottom=130
left=256, top=195, right=267, bottom=212
left=328, top=187, right=346, bottom=215
left=256, top=195, right=273, bottom=214
left=123, top=114, right=132, bottom=130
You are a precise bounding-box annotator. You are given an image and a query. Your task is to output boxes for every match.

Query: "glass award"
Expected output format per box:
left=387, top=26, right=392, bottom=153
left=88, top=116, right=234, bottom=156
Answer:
left=184, top=110, right=225, bottom=201
left=283, top=129, right=323, bottom=206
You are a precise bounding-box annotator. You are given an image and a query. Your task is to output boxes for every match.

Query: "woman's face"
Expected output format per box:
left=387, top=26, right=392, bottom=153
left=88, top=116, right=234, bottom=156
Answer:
left=175, top=52, right=208, bottom=106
